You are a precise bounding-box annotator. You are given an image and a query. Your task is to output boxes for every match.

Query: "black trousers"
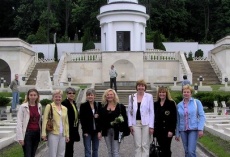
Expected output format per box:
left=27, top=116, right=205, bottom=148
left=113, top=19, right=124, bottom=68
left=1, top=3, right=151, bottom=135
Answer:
left=65, top=140, right=74, bottom=157
left=22, top=130, right=40, bottom=157
left=156, top=133, right=173, bottom=157
left=110, top=77, right=117, bottom=92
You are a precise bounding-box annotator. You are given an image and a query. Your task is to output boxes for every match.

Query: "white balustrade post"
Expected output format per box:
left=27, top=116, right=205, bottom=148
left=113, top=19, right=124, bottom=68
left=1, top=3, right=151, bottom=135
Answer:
left=213, top=101, right=218, bottom=114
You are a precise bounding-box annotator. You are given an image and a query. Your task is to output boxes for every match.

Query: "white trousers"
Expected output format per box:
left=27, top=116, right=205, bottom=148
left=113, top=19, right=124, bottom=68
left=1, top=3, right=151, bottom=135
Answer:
left=133, top=120, right=150, bottom=157
left=48, top=133, right=66, bottom=157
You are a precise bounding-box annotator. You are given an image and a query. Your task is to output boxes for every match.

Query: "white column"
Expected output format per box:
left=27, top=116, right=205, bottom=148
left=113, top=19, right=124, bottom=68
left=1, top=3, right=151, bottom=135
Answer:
left=108, top=22, right=113, bottom=51
left=134, top=22, right=139, bottom=51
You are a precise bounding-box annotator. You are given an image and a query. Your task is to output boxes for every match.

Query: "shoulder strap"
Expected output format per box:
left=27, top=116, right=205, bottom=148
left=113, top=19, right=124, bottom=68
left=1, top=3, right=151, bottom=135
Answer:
left=194, top=99, right=198, bottom=118
left=49, top=104, right=53, bottom=119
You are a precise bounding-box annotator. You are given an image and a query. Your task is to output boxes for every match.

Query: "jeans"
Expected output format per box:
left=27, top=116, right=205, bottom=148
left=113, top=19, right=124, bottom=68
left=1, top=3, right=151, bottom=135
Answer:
left=180, top=130, right=198, bottom=157
left=83, top=132, right=99, bottom=157
left=22, top=130, right=40, bottom=157
left=12, top=91, right=19, bottom=109
left=104, top=128, right=120, bottom=157
left=110, top=77, right=117, bottom=92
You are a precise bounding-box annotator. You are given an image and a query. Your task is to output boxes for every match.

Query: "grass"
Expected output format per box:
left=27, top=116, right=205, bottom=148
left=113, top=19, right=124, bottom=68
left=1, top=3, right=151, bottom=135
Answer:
left=199, top=131, right=230, bottom=157
left=0, top=142, right=23, bottom=157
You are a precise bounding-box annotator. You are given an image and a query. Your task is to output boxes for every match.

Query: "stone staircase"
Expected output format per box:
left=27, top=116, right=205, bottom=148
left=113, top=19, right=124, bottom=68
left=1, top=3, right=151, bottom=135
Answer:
left=94, top=82, right=157, bottom=106
left=188, top=61, right=220, bottom=85
left=26, top=62, right=58, bottom=85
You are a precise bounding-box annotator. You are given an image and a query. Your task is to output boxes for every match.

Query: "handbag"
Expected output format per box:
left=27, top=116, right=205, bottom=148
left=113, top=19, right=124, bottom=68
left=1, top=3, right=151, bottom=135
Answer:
left=149, top=138, right=162, bottom=157
left=72, top=126, right=80, bottom=142
left=46, top=104, right=54, bottom=131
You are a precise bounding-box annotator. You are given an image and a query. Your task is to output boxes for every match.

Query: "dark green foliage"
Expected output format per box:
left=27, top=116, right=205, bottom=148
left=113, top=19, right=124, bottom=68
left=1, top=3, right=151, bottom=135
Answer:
left=187, top=51, right=193, bottom=61
left=38, top=52, right=44, bottom=59
left=40, top=99, right=52, bottom=106
left=82, top=29, right=91, bottom=51
left=0, top=96, right=11, bottom=106
left=194, top=92, right=230, bottom=109
left=195, top=49, right=204, bottom=57
left=84, top=41, right=95, bottom=51
left=153, top=31, right=166, bottom=50
left=54, top=43, right=58, bottom=61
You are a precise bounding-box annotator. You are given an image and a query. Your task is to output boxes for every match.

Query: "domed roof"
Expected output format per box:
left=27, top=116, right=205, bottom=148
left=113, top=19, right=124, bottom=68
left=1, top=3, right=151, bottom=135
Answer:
left=108, top=0, right=138, bottom=4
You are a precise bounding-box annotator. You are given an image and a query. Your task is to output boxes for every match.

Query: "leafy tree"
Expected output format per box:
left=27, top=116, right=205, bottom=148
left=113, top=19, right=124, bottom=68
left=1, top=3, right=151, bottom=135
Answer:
left=85, top=41, right=95, bottom=51
left=187, top=51, right=193, bottom=61
left=54, top=43, right=58, bottom=61
left=153, top=31, right=166, bottom=50
left=195, top=49, right=204, bottom=57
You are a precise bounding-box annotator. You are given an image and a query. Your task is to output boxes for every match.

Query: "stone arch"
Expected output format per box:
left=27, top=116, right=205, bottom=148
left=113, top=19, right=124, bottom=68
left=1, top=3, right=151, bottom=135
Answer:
left=0, top=59, right=11, bottom=85
left=113, top=59, right=136, bottom=81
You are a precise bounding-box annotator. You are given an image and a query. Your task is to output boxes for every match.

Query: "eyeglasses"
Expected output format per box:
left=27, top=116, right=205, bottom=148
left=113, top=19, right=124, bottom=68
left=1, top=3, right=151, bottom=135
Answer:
left=68, top=92, right=75, bottom=95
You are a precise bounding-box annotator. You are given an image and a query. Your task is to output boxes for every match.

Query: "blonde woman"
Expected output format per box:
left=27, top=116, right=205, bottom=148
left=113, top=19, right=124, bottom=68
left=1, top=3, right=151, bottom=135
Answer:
left=154, top=86, right=177, bottom=157
left=175, top=85, right=206, bottom=157
left=98, top=89, right=129, bottom=157
left=128, top=79, right=154, bottom=157
left=42, top=89, right=69, bottom=157
left=16, top=88, right=42, bottom=157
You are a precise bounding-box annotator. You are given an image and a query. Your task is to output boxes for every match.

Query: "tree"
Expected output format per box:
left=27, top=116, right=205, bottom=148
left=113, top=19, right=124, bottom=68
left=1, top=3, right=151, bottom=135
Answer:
left=153, top=31, right=166, bottom=50
left=195, top=49, right=204, bottom=57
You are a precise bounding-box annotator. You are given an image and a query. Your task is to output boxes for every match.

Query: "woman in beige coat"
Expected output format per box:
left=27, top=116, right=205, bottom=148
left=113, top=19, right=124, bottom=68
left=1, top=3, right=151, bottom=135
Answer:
left=16, top=88, right=42, bottom=157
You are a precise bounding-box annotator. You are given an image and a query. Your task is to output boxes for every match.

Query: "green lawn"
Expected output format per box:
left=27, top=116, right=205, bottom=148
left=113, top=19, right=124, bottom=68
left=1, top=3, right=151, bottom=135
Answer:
left=0, top=142, right=23, bottom=157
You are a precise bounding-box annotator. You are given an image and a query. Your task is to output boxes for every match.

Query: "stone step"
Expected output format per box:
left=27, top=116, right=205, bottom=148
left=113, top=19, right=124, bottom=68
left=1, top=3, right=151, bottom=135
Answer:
left=206, top=120, right=230, bottom=126
left=223, top=128, right=230, bottom=134
left=0, top=130, right=14, bottom=138
left=213, top=124, right=230, bottom=130
left=0, top=126, right=16, bottom=132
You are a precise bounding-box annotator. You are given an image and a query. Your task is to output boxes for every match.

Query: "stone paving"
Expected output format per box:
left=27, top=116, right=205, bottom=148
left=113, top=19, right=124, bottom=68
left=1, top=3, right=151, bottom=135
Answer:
left=36, top=132, right=208, bottom=157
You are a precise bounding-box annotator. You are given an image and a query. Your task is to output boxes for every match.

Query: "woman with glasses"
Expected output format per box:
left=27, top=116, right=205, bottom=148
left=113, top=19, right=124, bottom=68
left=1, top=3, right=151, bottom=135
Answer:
left=80, top=88, right=102, bottom=157
left=154, top=86, right=177, bottom=157
left=62, top=87, right=80, bottom=157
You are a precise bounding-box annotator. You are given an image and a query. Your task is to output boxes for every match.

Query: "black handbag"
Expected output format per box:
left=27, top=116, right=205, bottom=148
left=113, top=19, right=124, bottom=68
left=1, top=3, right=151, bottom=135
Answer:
left=71, top=126, right=80, bottom=142
left=149, top=138, right=162, bottom=157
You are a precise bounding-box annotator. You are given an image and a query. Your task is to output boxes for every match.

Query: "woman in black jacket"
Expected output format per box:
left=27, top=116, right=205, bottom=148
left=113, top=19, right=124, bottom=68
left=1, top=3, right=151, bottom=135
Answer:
left=80, top=88, right=102, bottom=157
left=61, top=87, right=80, bottom=157
left=154, top=86, right=177, bottom=157
left=98, top=88, right=129, bottom=157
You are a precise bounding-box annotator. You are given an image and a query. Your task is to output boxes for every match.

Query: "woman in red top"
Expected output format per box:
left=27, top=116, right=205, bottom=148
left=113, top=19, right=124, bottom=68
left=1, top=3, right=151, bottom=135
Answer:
left=16, top=89, right=42, bottom=157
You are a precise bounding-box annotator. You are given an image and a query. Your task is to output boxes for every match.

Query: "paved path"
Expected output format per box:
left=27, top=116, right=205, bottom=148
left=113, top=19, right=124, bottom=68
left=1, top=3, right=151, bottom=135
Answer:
left=36, top=133, right=208, bottom=157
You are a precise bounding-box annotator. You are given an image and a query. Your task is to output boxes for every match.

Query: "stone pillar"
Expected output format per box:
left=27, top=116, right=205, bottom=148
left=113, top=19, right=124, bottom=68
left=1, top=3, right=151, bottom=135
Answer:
left=6, top=106, right=12, bottom=121
left=35, top=69, right=53, bottom=92
left=213, top=101, right=218, bottom=115
left=221, top=101, right=227, bottom=115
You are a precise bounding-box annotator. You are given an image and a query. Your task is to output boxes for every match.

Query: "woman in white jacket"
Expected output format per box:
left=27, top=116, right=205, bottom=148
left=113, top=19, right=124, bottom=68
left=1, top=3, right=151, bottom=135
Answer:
left=128, top=79, right=154, bottom=157
left=16, top=89, right=42, bottom=157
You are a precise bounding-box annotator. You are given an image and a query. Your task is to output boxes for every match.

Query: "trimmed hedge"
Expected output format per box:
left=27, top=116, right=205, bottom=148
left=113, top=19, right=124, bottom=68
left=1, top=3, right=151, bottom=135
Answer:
left=0, top=96, right=11, bottom=106
left=40, top=99, right=52, bottom=106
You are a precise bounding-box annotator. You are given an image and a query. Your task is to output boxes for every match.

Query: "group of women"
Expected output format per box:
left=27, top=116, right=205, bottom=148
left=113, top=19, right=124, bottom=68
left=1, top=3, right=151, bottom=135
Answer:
left=15, top=79, right=206, bottom=157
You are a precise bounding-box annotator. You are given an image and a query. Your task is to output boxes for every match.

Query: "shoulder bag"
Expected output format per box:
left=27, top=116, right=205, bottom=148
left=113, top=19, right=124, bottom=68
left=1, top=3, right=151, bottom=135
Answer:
left=149, top=137, right=162, bottom=157
left=46, top=104, right=54, bottom=131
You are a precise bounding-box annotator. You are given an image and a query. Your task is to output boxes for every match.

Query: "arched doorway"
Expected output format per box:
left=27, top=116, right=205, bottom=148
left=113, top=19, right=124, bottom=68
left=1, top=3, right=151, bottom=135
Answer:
left=0, top=59, right=11, bottom=85
left=114, top=59, right=135, bottom=81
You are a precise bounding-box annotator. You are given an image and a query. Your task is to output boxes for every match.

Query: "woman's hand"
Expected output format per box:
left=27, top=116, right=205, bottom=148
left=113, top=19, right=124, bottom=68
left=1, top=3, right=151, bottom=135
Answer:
left=130, top=126, right=134, bottom=135
left=19, top=140, right=24, bottom=146
left=175, top=137, right=180, bottom=141
left=98, top=132, right=102, bottom=140
left=198, top=130, right=204, bottom=138
left=41, top=136, right=47, bottom=141
left=84, top=133, right=88, bottom=137
left=66, top=137, right=70, bottom=143
left=168, top=131, right=173, bottom=137
left=149, top=128, right=154, bottom=135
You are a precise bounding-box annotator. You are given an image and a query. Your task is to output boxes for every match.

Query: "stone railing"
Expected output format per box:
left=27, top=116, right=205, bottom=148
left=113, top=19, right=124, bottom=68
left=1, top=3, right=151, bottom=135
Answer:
left=53, top=53, right=67, bottom=86
left=193, top=56, right=209, bottom=61
left=145, top=49, right=165, bottom=52
left=178, top=51, right=192, bottom=83
left=210, top=54, right=224, bottom=82
left=37, top=58, right=55, bottom=63
left=69, top=52, right=102, bottom=62
left=143, top=51, right=178, bottom=61
left=85, top=49, right=100, bottom=52
left=22, top=56, right=36, bottom=80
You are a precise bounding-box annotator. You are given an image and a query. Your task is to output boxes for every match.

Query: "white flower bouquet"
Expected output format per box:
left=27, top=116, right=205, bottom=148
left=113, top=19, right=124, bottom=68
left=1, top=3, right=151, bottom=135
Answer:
left=111, top=114, right=124, bottom=126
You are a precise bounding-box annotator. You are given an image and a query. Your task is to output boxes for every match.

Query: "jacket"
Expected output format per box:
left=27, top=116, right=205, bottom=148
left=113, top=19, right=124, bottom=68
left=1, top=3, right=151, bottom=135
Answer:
left=42, top=102, right=69, bottom=137
left=98, top=103, right=129, bottom=140
left=62, top=98, right=79, bottom=141
left=80, top=101, right=102, bottom=134
left=10, top=79, right=20, bottom=92
left=176, top=98, right=206, bottom=137
left=154, top=99, right=177, bottom=136
left=128, top=92, right=154, bottom=128
left=16, top=102, right=42, bottom=141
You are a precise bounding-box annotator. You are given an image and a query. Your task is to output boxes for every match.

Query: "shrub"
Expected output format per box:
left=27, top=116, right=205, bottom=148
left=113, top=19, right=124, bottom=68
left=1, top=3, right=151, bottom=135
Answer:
left=38, top=52, right=44, bottom=59
left=84, top=41, right=95, bottom=51
left=195, top=49, right=204, bottom=57
left=40, top=99, right=52, bottom=106
left=0, top=96, right=11, bottom=106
